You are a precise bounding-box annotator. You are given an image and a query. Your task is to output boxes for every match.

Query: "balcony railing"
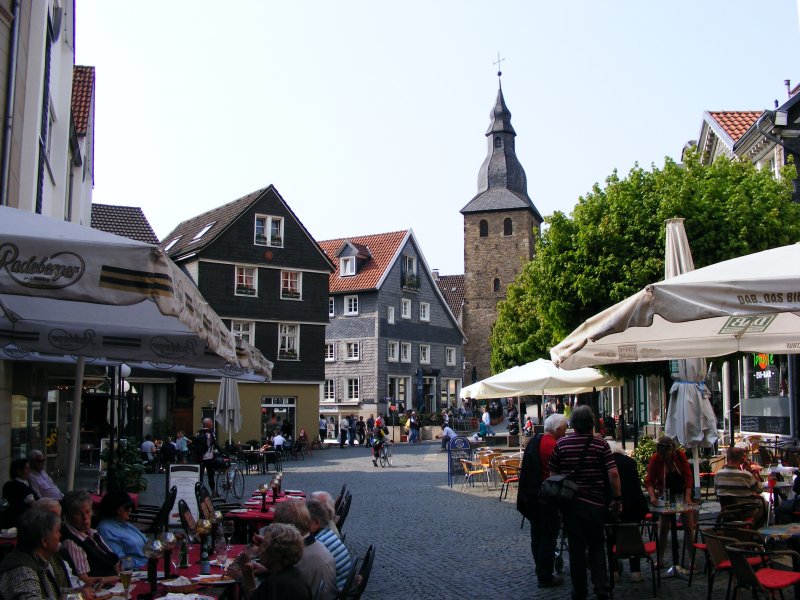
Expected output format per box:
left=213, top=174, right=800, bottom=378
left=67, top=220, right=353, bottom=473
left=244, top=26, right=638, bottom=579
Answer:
left=401, top=272, right=420, bottom=290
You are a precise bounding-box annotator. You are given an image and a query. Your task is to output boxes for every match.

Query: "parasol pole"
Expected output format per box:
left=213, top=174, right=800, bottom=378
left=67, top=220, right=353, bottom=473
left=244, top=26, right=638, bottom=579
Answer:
left=66, top=357, right=86, bottom=492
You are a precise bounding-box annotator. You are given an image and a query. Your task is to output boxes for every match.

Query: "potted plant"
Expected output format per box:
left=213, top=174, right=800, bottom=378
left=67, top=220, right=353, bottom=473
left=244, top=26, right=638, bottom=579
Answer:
left=236, top=284, right=256, bottom=295
left=279, top=348, right=298, bottom=360
left=281, top=288, right=301, bottom=299
left=100, top=440, right=148, bottom=493
left=270, top=236, right=283, bottom=247
left=255, top=233, right=268, bottom=245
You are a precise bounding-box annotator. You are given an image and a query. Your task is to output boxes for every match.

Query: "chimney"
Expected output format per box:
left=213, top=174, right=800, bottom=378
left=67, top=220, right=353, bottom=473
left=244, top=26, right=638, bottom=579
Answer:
left=432, top=269, right=440, bottom=281
left=786, top=79, right=791, bottom=99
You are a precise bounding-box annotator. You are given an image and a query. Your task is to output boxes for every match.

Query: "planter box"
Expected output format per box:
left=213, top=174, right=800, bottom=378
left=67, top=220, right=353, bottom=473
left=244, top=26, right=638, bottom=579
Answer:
left=400, top=434, right=408, bottom=442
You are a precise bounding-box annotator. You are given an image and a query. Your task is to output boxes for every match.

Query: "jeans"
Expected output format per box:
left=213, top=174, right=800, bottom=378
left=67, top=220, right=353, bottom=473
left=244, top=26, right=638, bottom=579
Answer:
left=530, top=500, right=561, bottom=582
left=440, top=435, right=452, bottom=450
left=562, top=502, right=608, bottom=599
left=348, top=428, right=355, bottom=446
left=409, top=429, right=418, bottom=443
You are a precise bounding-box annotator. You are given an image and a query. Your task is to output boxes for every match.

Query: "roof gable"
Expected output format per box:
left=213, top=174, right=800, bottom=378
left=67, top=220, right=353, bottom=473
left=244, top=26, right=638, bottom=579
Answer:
left=436, top=274, right=465, bottom=320
left=706, top=111, right=762, bottom=147
left=319, top=230, right=408, bottom=293
left=91, top=204, right=158, bottom=244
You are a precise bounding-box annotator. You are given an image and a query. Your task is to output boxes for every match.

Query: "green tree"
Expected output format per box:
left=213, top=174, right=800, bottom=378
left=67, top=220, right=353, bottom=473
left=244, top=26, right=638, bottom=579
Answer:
left=490, top=151, right=800, bottom=376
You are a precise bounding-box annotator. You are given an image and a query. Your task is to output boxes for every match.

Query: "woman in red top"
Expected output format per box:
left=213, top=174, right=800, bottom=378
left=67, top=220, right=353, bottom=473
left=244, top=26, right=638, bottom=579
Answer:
left=645, top=436, right=694, bottom=567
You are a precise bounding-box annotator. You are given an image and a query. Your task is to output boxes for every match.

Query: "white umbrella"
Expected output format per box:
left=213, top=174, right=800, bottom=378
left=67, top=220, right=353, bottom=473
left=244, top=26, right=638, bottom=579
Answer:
left=460, top=358, right=621, bottom=399
left=551, top=242, right=800, bottom=369
left=0, top=206, right=273, bottom=489
left=215, top=376, right=242, bottom=446
left=661, top=219, right=719, bottom=498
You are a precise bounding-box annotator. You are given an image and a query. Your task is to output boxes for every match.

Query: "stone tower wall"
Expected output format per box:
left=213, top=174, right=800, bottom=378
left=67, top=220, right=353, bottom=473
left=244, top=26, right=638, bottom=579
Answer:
left=462, top=210, right=540, bottom=382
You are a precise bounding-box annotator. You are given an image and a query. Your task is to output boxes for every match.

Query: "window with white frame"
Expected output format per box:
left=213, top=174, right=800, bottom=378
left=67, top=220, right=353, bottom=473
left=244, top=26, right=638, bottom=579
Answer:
left=231, top=320, right=254, bottom=345
left=420, top=344, right=430, bottom=364
left=278, top=323, right=299, bottom=360
left=400, top=342, right=411, bottom=363
left=254, top=214, right=284, bottom=247
left=344, top=295, right=359, bottom=316
left=328, top=297, right=335, bottom=317
left=347, top=378, right=360, bottom=401
left=388, top=341, right=399, bottom=362
left=340, top=256, right=355, bottom=276
left=401, top=299, right=411, bottom=319
left=446, top=347, right=456, bottom=366
left=387, top=306, right=395, bottom=324
left=235, top=266, right=256, bottom=296
left=403, top=255, right=417, bottom=276
left=419, top=302, right=430, bottom=322
left=323, top=379, right=335, bottom=401
left=324, top=342, right=335, bottom=362
left=281, top=270, right=302, bottom=300
left=345, top=342, right=360, bottom=361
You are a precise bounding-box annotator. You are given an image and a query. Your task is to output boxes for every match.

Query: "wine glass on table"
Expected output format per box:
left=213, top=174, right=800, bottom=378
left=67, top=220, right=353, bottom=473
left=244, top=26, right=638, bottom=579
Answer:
left=223, top=520, right=235, bottom=550
left=215, top=538, right=228, bottom=574
left=119, top=556, right=133, bottom=598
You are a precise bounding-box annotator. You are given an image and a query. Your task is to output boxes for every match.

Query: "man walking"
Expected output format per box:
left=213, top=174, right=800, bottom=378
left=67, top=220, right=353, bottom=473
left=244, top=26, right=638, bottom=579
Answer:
left=549, top=406, right=621, bottom=600
left=482, top=406, right=496, bottom=436
left=195, top=418, right=218, bottom=493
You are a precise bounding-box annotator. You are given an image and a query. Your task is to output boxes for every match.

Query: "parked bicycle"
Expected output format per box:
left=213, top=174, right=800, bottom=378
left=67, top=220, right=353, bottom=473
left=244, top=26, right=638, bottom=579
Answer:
left=214, top=460, right=245, bottom=501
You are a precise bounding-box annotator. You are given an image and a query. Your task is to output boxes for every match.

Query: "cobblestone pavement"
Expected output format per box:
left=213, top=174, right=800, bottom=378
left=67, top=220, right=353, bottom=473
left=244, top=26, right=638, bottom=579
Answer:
left=82, top=442, right=729, bottom=600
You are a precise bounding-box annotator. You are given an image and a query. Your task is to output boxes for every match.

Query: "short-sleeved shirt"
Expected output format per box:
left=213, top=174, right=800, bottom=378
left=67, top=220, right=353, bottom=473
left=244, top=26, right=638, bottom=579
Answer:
left=548, top=433, right=616, bottom=507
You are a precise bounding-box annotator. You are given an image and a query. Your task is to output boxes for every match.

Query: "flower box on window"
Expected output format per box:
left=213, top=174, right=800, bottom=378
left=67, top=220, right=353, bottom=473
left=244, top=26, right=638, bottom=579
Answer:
left=281, top=288, right=301, bottom=299
left=236, top=285, right=256, bottom=296
left=279, top=348, right=298, bottom=360
left=270, top=236, right=283, bottom=247
left=402, top=273, right=420, bottom=290
left=255, top=234, right=268, bottom=245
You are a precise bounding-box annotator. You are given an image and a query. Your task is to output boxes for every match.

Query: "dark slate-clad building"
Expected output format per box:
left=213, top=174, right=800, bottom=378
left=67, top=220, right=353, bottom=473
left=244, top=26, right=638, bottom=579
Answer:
left=161, top=186, right=334, bottom=443
left=319, top=230, right=465, bottom=423
left=460, top=82, right=542, bottom=383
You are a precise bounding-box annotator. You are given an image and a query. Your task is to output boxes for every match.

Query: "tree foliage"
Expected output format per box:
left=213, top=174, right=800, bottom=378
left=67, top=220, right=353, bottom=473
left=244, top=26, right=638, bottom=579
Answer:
left=490, top=151, right=800, bottom=377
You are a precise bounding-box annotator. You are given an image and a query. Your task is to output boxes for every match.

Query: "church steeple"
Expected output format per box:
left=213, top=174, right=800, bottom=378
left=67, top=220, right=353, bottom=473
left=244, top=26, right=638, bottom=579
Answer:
left=460, top=82, right=541, bottom=221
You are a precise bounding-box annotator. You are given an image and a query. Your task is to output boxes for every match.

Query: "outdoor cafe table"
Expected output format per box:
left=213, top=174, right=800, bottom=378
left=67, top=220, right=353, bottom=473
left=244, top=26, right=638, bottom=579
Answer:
left=127, top=542, right=247, bottom=599
left=758, top=523, right=800, bottom=545
left=649, top=503, right=700, bottom=577
left=225, top=491, right=305, bottom=541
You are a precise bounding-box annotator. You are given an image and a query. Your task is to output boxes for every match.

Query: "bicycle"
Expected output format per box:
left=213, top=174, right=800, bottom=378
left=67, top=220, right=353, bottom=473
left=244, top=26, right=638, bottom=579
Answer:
left=214, top=461, right=245, bottom=501
left=378, top=442, right=394, bottom=468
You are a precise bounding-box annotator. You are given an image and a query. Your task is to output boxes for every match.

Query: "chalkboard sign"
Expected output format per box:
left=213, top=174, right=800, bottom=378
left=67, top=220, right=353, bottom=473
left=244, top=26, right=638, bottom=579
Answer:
left=168, top=464, right=201, bottom=526
left=447, top=436, right=471, bottom=488
left=740, top=415, right=790, bottom=436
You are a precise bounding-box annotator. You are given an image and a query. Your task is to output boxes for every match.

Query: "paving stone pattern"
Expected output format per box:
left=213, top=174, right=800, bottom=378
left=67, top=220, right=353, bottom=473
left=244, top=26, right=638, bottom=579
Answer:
left=86, top=443, right=725, bottom=600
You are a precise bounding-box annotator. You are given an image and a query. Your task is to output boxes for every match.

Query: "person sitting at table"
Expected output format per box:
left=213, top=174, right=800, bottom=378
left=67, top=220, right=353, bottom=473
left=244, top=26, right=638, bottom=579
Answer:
left=272, top=499, right=336, bottom=599
left=27, top=450, right=63, bottom=500
left=777, top=468, right=800, bottom=524
left=645, top=436, right=695, bottom=568
left=309, top=491, right=340, bottom=538
left=715, top=445, right=767, bottom=528
left=60, top=490, right=120, bottom=587
left=272, top=432, right=288, bottom=450
left=307, top=497, right=351, bottom=591
left=2, top=458, right=39, bottom=528
left=0, top=507, right=62, bottom=598
left=440, top=424, right=457, bottom=451
left=611, top=447, right=649, bottom=583
left=231, top=523, right=311, bottom=600
left=96, top=490, right=148, bottom=569
left=32, top=499, right=98, bottom=599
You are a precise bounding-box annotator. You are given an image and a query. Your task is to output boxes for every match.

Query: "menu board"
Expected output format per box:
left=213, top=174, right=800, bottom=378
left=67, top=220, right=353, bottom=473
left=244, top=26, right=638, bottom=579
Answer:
left=447, top=436, right=471, bottom=488
left=168, top=464, right=201, bottom=526
left=740, top=415, right=790, bottom=435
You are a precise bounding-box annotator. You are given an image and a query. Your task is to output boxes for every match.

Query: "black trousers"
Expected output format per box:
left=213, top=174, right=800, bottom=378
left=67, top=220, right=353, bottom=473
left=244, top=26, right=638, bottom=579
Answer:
left=529, top=500, right=560, bottom=582
left=200, top=458, right=216, bottom=490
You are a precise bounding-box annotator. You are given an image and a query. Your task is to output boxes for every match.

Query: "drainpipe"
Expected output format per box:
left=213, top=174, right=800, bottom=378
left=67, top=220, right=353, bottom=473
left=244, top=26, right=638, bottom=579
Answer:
left=0, top=0, right=20, bottom=206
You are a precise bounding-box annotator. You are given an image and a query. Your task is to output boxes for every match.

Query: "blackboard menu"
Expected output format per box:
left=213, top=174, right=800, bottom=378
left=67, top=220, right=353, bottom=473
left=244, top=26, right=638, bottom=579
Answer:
left=740, top=415, right=790, bottom=435
left=447, top=436, right=471, bottom=488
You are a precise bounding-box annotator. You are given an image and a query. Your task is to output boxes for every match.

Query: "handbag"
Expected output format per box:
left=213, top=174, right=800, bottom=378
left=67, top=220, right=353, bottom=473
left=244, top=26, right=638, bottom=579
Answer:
left=539, top=436, right=593, bottom=505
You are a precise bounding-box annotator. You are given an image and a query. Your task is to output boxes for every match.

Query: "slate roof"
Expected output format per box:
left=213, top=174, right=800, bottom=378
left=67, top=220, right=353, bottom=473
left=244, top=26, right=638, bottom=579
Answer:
left=90, top=203, right=159, bottom=244
left=71, top=66, right=95, bottom=135
left=436, top=274, right=465, bottom=320
left=709, top=111, right=762, bottom=144
left=319, top=231, right=409, bottom=293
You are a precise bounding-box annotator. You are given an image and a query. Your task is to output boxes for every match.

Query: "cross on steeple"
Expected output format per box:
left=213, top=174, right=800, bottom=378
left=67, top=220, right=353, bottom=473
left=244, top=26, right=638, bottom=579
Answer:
left=493, top=52, right=505, bottom=78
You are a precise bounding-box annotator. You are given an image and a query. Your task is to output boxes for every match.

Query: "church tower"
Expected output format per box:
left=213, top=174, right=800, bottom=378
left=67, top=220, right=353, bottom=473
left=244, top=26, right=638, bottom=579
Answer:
left=461, top=80, right=542, bottom=382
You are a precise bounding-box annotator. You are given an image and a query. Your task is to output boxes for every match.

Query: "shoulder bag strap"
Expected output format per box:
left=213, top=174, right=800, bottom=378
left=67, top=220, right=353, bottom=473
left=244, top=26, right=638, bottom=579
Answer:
left=566, top=436, right=594, bottom=479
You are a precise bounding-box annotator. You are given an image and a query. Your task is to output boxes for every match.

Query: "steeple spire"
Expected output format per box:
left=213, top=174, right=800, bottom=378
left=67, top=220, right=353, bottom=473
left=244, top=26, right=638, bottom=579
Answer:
left=460, top=77, right=541, bottom=221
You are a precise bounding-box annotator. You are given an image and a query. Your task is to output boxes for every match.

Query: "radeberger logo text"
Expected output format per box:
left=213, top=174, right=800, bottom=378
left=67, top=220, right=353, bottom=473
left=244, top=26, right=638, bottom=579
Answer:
left=0, top=242, right=84, bottom=288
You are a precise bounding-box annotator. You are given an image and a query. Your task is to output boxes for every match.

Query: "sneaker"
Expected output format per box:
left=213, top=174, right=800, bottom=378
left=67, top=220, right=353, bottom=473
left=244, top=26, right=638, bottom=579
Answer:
left=372, top=460, right=378, bottom=467
left=629, top=572, right=643, bottom=583
left=538, top=576, right=564, bottom=588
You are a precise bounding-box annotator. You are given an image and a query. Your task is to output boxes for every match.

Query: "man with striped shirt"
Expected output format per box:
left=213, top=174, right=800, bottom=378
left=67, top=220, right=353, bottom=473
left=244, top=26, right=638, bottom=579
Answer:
left=549, top=405, right=621, bottom=600
left=715, top=446, right=767, bottom=527
left=307, top=497, right=352, bottom=592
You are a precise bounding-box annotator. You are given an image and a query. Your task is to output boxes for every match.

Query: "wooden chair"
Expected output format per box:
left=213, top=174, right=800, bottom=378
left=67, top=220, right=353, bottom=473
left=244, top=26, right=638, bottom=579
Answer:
left=348, top=544, right=374, bottom=599
left=336, top=493, right=353, bottom=532
left=726, top=542, right=800, bottom=600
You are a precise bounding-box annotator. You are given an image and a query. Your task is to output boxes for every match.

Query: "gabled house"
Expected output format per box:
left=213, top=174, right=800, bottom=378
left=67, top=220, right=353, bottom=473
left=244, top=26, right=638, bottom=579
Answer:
left=319, top=230, right=465, bottom=423
left=162, top=185, right=334, bottom=443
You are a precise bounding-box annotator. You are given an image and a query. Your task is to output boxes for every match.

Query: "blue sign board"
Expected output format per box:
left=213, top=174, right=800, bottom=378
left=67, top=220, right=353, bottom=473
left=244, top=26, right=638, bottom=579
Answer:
left=447, top=436, right=472, bottom=488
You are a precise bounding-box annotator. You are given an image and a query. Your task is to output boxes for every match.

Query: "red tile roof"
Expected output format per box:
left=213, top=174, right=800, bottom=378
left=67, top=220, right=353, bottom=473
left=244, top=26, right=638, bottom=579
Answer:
left=436, top=274, right=465, bottom=320
left=72, top=66, right=95, bottom=135
left=319, top=231, right=409, bottom=293
left=709, top=111, right=762, bottom=143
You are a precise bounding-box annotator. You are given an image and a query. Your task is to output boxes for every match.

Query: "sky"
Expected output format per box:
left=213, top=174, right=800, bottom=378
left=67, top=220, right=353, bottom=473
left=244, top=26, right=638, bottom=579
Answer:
left=76, top=1, right=800, bottom=276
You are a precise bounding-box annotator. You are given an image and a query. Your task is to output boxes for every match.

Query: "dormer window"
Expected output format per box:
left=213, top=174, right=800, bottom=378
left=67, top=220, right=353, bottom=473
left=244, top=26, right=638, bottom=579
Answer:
left=340, top=256, right=356, bottom=276
left=402, top=255, right=419, bottom=290
left=193, top=222, right=215, bottom=240
left=254, top=214, right=284, bottom=247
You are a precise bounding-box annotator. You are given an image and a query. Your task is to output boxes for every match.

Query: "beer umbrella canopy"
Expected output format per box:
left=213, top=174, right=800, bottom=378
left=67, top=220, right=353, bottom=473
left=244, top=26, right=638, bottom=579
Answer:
left=551, top=242, right=800, bottom=370
left=460, top=358, right=621, bottom=399
left=0, top=206, right=273, bottom=487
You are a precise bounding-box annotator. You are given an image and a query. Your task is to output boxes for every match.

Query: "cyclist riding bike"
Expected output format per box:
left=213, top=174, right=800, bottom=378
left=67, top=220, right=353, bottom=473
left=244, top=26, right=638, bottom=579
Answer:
left=371, top=424, right=388, bottom=467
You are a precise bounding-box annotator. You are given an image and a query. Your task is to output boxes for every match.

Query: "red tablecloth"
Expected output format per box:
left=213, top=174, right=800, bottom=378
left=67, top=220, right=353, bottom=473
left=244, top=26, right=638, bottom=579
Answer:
left=129, top=543, right=246, bottom=597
